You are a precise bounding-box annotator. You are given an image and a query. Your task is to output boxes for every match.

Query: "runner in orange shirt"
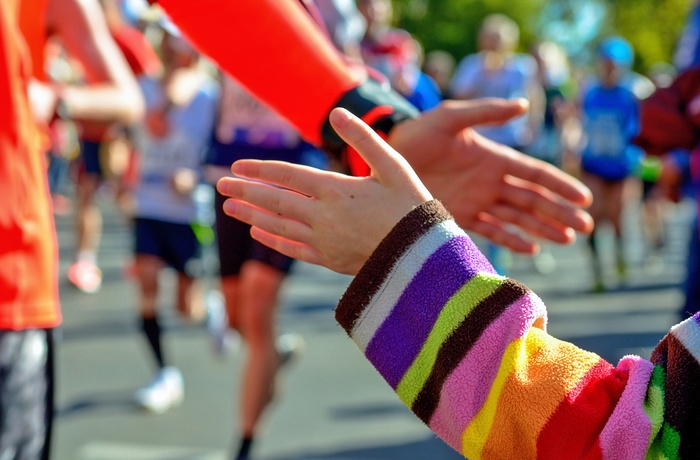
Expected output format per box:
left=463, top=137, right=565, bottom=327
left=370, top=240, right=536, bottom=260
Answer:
left=0, top=0, right=142, bottom=457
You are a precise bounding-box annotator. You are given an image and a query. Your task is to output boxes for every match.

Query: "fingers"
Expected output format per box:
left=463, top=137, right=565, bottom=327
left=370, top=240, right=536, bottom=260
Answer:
left=488, top=204, right=575, bottom=244
left=328, top=108, right=412, bottom=182
left=222, top=197, right=314, bottom=245
left=249, top=227, right=323, bottom=267
left=501, top=176, right=594, bottom=234
left=217, top=176, right=314, bottom=224
left=230, top=160, right=327, bottom=198
left=468, top=213, right=539, bottom=254
left=505, top=152, right=593, bottom=207
left=436, top=98, right=529, bottom=134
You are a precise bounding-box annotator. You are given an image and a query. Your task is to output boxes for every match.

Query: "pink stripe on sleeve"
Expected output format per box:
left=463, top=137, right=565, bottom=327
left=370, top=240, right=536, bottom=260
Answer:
left=428, top=291, right=546, bottom=451
left=599, top=356, right=654, bottom=460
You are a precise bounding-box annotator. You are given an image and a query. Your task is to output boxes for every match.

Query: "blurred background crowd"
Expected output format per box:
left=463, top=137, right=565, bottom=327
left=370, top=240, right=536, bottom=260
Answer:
left=12, top=0, right=700, bottom=458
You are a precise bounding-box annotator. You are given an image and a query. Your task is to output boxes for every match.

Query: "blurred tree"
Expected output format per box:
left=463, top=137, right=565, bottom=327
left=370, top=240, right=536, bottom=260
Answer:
left=393, top=0, right=545, bottom=61
left=537, top=0, right=607, bottom=65
left=607, top=0, right=689, bottom=72
left=393, top=0, right=691, bottom=73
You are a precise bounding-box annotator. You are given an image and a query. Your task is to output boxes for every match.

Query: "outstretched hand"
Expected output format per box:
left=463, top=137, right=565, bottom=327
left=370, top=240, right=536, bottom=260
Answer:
left=389, top=98, right=594, bottom=253
left=217, top=108, right=433, bottom=275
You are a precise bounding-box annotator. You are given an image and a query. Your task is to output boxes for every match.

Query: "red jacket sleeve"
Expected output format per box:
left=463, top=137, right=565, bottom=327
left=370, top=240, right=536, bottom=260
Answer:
left=155, top=0, right=418, bottom=171
left=157, top=0, right=359, bottom=145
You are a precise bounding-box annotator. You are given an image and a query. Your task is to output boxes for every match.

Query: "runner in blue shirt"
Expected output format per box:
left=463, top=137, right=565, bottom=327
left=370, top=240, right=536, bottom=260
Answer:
left=579, top=36, right=642, bottom=292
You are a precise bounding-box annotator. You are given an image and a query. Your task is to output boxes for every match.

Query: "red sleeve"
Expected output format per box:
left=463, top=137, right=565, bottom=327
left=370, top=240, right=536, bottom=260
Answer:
left=157, top=0, right=361, bottom=146
left=111, top=24, right=162, bottom=77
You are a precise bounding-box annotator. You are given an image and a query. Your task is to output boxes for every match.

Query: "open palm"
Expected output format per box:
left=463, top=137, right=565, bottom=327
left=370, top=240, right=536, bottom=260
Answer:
left=390, top=98, right=593, bottom=254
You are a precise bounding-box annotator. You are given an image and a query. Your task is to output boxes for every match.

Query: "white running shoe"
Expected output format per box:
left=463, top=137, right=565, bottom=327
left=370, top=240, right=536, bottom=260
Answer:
left=134, top=366, right=184, bottom=414
left=277, top=333, right=305, bottom=368
left=205, top=290, right=240, bottom=357
left=67, top=260, right=102, bottom=293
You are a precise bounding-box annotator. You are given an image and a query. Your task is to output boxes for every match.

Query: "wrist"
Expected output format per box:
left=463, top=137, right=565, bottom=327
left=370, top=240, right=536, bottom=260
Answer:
left=321, top=78, right=419, bottom=166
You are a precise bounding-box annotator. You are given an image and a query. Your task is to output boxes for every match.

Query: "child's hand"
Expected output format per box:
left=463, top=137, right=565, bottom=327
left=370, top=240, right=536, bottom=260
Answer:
left=217, top=108, right=433, bottom=275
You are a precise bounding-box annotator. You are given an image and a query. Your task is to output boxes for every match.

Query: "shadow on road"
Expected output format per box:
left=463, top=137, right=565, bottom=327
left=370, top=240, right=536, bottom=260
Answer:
left=267, top=434, right=462, bottom=460
left=56, top=389, right=139, bottom=419
left=566, top=331, right=667, bottom=363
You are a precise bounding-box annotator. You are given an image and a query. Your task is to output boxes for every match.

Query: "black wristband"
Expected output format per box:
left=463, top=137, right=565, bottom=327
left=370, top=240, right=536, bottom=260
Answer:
left=321, top=79, right=419, bottom=159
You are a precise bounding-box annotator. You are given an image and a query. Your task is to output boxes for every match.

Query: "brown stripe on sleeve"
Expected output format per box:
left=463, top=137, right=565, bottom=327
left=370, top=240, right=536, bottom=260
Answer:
left=652, top=333, right=700, bottom=458
left=411, top=279, right=529, bottom=424
left=335, top=200, right=453, bottom=334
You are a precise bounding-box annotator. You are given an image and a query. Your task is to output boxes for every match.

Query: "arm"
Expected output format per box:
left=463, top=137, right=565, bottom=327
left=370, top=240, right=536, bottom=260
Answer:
left=217, top=109, right=695, bottom=458
left=157, top=0, right=593, bottom=253
left=46, top=0, right=144, bottom=124
left=338, top=200, right=697, bottom=459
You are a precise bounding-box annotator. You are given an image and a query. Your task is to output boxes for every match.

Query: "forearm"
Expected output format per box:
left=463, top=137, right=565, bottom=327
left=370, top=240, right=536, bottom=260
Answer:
left=336, top=201, right=670, bottom=458
left=157, top=0, right=358, bottom=144
left=156, top=0, right=416, bottom=161
left=48, top=0, right=144, bottom=125
left=60, top=83, right=143, bottom=124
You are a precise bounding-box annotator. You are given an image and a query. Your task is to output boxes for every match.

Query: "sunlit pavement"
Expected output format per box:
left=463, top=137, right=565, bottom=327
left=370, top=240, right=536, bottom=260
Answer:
left=51, top=194, right=693, bottom=460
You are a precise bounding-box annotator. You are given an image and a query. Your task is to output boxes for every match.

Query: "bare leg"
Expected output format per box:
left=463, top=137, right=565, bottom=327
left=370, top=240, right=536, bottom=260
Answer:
left=176, top=273, right=203, bottom=321
left=581, top=172, right=604, bottom=290
left=236, top=260, right=286, bottom=438
left=221, top=275, right=241, bottom=331
left=75, top=173, right=102, bottom=260
left=606, top=179, right=628, bottom=281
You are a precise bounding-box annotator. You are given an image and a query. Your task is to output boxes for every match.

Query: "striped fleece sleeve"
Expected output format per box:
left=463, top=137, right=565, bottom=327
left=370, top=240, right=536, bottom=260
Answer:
left=336, top=200, right=699, bottom=459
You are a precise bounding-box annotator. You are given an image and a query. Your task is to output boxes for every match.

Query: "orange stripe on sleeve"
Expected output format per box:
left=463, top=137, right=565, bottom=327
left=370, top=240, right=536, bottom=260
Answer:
left=480, top=331, right=603, bottom=458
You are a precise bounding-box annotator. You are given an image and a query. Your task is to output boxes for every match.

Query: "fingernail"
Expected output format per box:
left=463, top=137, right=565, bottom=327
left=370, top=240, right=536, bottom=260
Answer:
left=330, top=107, right=352, bottom=126
left=222, top=199, right=238, bottom=216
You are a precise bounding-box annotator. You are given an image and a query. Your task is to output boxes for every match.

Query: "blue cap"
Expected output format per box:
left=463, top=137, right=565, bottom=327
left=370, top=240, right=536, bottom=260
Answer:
left=598, top=36, right=634, bottom=67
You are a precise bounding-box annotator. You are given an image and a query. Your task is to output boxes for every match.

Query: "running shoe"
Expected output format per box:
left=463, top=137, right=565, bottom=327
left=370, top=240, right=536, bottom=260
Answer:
left=134, top=366, right=184, bottom=414
left=67, top=260, right=102, bottom=293
left=205, top=290, right=240, bottom=357
left=277, top=333, right=305, bottom=368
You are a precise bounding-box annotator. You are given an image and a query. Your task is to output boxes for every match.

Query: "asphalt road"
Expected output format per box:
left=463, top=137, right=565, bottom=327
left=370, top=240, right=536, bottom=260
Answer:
left=49, top=191, right=693, bottom=460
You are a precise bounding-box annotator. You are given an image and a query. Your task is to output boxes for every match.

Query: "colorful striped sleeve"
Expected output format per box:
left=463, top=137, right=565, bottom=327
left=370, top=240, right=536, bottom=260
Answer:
left=336, top=200, right=699, bottom=459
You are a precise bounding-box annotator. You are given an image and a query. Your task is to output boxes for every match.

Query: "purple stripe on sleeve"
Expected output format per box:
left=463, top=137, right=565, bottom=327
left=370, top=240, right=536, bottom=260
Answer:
left=693, top=312, right=700, bottom=328
left=364, top=235, right=495, bottom=389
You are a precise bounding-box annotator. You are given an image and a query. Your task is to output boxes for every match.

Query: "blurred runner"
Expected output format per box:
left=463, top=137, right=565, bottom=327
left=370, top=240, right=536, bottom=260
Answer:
left=129, top=22, right=218, bottom=413
left=578, top=36, right=642, bottom=292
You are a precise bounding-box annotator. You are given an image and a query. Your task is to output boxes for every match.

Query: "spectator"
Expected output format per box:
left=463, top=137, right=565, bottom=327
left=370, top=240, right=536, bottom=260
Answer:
left=450, top=13, right=545, bottom=275
left=423, top=49, right=456, bottom=99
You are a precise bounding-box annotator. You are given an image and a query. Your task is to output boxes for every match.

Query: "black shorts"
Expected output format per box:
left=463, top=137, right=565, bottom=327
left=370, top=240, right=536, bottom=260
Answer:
left=0, top=328, right=54, bottom=460
left=214, top=189, right=294, bottom=277
left=134, top=218, right=203, bottom=277
left=79, top=140, right=104, bottom=178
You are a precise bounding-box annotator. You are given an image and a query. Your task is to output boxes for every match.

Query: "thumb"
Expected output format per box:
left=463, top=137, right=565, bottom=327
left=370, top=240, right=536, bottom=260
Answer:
left=329, top=107, right=412, bottom=182
left=438, top=98, right=529, bottom=134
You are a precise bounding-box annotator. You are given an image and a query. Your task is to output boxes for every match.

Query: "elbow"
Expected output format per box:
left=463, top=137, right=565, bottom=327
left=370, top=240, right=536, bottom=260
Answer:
left=121, top=89, right=145, bottom=125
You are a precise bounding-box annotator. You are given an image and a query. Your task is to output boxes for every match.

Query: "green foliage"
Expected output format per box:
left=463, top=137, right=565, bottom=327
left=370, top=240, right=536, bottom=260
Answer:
left=392, top=0, right=692, bottom=73
left=605, top=0, right=690, bottom=71
left=393, top=0, right=545, bottom=61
